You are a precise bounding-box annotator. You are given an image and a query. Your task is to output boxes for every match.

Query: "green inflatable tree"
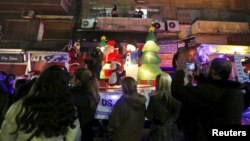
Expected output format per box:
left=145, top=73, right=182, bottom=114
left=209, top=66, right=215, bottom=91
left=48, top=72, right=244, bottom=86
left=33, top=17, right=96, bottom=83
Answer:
left=138, top=26, right=162, bottom=83
left=99, top=35, right=107, bottom=79
left=99, top=35, right=107, bottom=51
left=100, top=36, right=106, bottom=46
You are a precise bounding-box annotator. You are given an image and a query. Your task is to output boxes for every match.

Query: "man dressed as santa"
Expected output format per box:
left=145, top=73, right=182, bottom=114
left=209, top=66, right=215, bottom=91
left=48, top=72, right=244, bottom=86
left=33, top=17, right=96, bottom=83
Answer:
left=68, top=40, right=82, bottom=75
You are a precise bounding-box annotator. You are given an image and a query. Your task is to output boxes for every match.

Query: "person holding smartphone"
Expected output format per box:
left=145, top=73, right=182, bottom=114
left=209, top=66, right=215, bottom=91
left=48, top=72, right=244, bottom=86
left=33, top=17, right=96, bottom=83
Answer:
left=171, top=58, right=244, bottom=141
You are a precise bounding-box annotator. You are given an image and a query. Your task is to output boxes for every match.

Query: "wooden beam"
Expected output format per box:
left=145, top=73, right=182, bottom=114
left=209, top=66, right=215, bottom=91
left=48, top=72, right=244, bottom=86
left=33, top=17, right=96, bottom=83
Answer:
left=35, top=15, right=73, bottom=20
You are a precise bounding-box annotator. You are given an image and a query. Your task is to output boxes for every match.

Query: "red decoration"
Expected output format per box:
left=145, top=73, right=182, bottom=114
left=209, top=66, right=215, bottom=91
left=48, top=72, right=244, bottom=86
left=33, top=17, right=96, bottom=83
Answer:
left=140, top=80, right=156, bottom=86
left=104, top=69, right=112, bottom=77
left=68, top=40, right=82, bottom=75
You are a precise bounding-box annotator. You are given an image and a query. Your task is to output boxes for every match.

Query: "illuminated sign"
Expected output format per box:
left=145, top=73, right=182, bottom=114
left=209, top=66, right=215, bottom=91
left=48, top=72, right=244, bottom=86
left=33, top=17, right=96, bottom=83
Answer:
left=158, top=44, right=177, bottom=54
left=0, top=54, right=25, bottom=63
left=177, top=36, right=195, bottom=49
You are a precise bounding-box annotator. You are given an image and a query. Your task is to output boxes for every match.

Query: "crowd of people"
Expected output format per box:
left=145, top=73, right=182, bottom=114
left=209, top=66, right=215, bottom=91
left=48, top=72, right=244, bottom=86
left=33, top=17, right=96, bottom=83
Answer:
left=111, top=5, right=144, bottom=18
left=0, top=57, right=249, bottom=141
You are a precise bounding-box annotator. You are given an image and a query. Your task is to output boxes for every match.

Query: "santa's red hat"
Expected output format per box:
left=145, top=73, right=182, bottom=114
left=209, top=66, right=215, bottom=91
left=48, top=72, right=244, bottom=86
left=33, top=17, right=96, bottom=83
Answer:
left=106, top=40, right=116, bottom=47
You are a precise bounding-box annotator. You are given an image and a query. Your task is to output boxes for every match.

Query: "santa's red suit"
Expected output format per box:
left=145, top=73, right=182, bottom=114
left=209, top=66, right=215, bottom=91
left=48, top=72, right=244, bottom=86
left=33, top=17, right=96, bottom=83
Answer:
left=103, top=40, right=119, bottom=63
left=102, top=40, right=120, bottom=78
left=68, top=41, right=82, bottom=74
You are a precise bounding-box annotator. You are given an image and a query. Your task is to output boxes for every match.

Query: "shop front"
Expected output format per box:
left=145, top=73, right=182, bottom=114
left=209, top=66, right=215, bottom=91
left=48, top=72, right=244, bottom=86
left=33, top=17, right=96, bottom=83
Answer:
left=0, top=49, right=27, bottom=76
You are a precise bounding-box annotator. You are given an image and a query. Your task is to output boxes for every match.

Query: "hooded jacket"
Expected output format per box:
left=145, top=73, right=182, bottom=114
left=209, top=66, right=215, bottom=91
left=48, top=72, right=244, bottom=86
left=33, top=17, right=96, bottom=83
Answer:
left=108, top=94, right=146, bottom=141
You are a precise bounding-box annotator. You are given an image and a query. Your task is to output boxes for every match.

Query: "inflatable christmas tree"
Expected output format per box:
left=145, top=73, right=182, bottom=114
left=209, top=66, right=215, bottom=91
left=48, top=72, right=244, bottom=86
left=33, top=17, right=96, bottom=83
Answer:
left=99, top=35, right=106, bottom=52
left=138, top=26, right=162, bottom=85
left=99, top=35, right=107, bottom=79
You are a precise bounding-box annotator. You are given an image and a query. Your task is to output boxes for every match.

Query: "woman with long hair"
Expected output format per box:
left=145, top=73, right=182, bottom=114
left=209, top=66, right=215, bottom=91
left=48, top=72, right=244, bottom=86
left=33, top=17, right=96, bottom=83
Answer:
left=0, top=65, right=81, bottom=141
left=146, top=72, right=181, bottom=141
left=71, top=68, right=100, bottom=141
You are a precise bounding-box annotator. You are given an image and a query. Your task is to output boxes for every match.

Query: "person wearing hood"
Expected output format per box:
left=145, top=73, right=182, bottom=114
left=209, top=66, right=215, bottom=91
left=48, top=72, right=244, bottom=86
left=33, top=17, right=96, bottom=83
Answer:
left=108, top=77, right=146, bottom=141
left=171, top=58, right=244, bottom=141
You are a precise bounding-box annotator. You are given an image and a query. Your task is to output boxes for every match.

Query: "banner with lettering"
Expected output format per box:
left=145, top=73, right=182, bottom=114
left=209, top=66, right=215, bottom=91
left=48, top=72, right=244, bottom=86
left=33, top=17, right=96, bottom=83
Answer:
left=0, top=54, right=25, bottom=63
left=95, top=86, right=154, bottom=119
left=158, top=44, right=177, bottom=54
left=30, top=53, right=69, bottom=62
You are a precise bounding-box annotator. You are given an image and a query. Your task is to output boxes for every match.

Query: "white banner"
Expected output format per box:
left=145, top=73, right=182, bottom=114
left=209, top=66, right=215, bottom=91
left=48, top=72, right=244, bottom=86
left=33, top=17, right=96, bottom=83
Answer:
left=30, top=53, right=69, bottom=62
left=95, top=86, right=154, bottom=119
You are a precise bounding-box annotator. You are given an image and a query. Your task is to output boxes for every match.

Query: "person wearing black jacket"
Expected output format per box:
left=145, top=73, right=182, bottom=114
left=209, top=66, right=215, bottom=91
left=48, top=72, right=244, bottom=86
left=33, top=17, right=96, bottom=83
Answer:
left=171, top=58, right=244, bottom=141
left=71, top=68, right=99, bottom=141
left=108, top=77, right=146, bottom=141
left=240, top=81, right=250, bottom=110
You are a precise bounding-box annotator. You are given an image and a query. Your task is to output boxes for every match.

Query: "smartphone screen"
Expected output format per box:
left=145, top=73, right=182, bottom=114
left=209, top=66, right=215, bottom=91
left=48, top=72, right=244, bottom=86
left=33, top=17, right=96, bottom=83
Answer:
left=185, top=63, right=195, bottom=70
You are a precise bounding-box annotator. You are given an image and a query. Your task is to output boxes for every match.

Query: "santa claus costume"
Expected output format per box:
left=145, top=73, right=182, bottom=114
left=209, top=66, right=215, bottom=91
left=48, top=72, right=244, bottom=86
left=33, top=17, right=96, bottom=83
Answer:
left=100, top=40, right=120, bottom=79
left=68, top=40, right=82, bottom=75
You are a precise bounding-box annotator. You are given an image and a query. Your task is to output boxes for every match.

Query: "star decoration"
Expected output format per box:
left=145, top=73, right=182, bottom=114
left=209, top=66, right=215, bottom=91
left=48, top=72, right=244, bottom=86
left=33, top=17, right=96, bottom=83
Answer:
left=101, top=35, right=107, bottom=41
left=149, top=26, right=155, bottom=32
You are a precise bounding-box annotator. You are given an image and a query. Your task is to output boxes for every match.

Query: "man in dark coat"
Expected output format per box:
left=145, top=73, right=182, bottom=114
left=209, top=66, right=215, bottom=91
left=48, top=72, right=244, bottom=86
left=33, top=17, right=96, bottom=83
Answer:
left=108, top=94, right=146, bottom=141
left=108, top=77, right=146, bottom=141
left=171, top=58, right=244, bottom=141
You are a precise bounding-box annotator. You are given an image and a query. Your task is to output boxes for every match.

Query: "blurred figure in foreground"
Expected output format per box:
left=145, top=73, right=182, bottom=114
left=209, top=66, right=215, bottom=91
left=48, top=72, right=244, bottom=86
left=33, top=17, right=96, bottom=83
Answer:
left=0, top=65, right=81, bottom=141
